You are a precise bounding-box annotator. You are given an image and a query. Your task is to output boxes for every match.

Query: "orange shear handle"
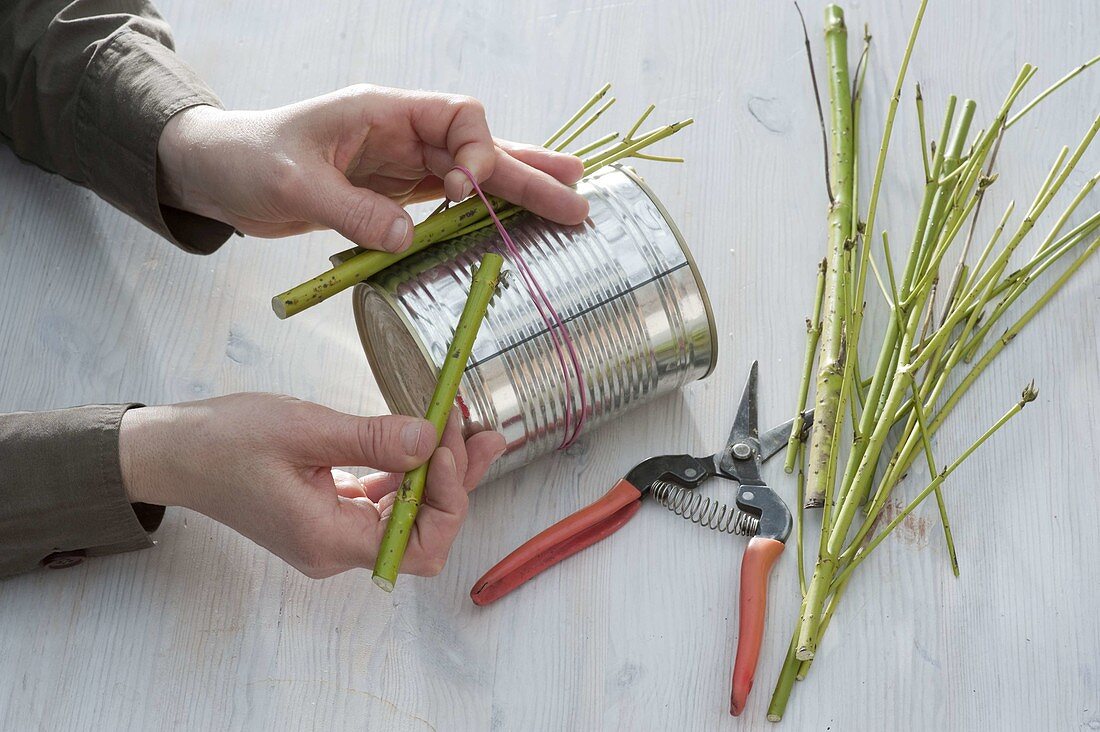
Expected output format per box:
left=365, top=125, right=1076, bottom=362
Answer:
left=470, top=479, right=643, bottom=606
left=730, top=536, right=785, bottom=716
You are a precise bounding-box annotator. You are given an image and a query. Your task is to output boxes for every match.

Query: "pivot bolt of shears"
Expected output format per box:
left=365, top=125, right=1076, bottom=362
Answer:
left=731, top=442, right=753, bottom=460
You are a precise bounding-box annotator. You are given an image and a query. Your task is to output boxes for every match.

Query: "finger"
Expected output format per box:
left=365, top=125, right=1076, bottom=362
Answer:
left=398, top=176, right=447, bottom=205
left=332, top=468, right=368, bottom=498
left=420, top=446, right=466, bottom=517
left=343, top=173, right=447, bottom=207
left=328, top=476, right=405, bottom=571
left=462, top=430, right=507, bottom=492
left=396, top=433, right=505, bottom=576
left=438, top=412, right=469, bottom=484
left=345, top=173, right=421, bottom=199
left=360, top=471, right=403, bottom=502
left=481, top=151, right=589, bottom=225
left=340, top=446, right=468, bottom=576
left=495, top=139, right=586, bottom=185
left=293, top=405, right=436, bottom=473
left=326, top=458, right=454, bottom=572
left=402, top=446, right=467, bottom=575
left=406, top=94, right=496, bottom=201
left=297, top=165, right=414, bottom=252
left=374, top=490, right=398, bottom=521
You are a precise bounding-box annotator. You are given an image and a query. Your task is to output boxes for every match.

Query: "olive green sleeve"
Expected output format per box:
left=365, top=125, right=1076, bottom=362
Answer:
left=0, top=0, right=234, bottom=253
left=0, top=405, right=165, bottom=578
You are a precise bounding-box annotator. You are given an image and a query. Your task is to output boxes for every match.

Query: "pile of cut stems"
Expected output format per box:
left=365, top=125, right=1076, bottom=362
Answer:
left=272, top=85, right=692, bottom=318
left=770, top=1, right=1100, bottom=721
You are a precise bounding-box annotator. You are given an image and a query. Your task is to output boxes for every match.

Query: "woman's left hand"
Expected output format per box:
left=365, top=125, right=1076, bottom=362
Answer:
left=156, top=85, right=590, bottom=252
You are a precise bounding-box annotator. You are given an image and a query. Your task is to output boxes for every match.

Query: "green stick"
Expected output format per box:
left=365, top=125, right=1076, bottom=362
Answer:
left=832, top=385, right=1037, bottom=590
left=273, top=194, right=507, bottom=318
left=794, top=571, right=853, bottom=680
left=844, top=27, right=871, bottom=433
left=836, top=94, right=953, bottom=516
left=916, top=85, right=931, bottom=182
left=840, top=101, right=976, bottom=509
left=905, top=369, right=959, bottom=576
left=804, top=4, right=855, bottom=509
left=796, top=442, right=808, bottom=597
left=939, top=125, right=1005, bottom=326
left=868, top=235, right=959, bottom=576
left=766, top=622, right=804, bottom=722
left=543, top=83, right=611, bottom=148
left=848, top=0, right=927, bottom=334
left=784, top=258, right=828, bottom=472
left=570, top=131, right=619, bottom=158
left=812, top=389, right=1033, bottom=692
left=626, top=104, right=656, bottom=141
left=800, top=99, right=964, bottom=658
left=371, top=253, right=503, bottom=591
left=772, top=3, right=1100, bottom=713
left=844, top=235, right=1099, bottom=564
left=554, top=96, right=617, bottom=152
left=1006, top=53, right=1100, bottom=129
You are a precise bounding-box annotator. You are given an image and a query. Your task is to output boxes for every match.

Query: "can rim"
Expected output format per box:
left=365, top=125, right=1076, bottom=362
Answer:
left=613, top=164, right=719, bottom=377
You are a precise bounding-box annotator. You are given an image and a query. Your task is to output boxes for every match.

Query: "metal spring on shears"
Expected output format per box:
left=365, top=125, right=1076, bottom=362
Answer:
left=652, top=480, right=760, bottom=537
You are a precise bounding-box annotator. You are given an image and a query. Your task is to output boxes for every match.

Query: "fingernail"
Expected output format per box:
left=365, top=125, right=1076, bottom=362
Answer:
left=402, top=421, right=425, bottom=456
left=442, top=447, right=457, bottom=474
left=384, top=217, right=409, bottom=252
left=459, top=179, right=473, bottom=200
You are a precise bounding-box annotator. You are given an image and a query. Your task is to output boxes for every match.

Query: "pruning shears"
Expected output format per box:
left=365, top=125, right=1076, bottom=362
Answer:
left=470, top=361, right=811, bottom=716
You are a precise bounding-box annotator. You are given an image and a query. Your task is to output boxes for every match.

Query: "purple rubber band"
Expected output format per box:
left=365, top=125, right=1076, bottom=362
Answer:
left=453, top=165, right=588, bottom=449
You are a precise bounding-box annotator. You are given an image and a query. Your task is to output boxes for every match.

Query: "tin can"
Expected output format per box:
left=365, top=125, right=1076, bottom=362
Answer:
left=353, top=165, right=716, bottom=477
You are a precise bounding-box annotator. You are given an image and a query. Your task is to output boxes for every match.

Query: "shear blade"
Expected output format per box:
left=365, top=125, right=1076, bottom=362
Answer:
left=757, top=409, right=814, bottom=462
left=727, top=361, right=760, bottom=450
left=727, top=361, right=814, bottom=463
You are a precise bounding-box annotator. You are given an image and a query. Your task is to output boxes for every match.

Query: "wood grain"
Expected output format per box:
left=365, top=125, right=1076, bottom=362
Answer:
left=2, top=0, right=1099, bottom=728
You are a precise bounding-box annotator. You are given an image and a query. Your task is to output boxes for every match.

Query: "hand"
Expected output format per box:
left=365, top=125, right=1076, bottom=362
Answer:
left=156, top=85, right=590, bottom=252
left=118, top=393, right=506, bottom=579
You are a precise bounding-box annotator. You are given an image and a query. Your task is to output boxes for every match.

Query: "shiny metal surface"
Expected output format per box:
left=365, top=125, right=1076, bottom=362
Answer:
left=354, top=166, right=717, bottom=477
left=651, top=480, right=760, bottom=537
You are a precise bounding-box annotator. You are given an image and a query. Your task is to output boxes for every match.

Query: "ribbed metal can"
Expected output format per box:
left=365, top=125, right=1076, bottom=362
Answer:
left=353, top=165, right=716, bottom=477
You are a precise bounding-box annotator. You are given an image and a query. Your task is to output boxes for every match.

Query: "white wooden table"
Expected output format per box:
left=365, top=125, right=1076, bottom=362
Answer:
left=2, top=1, right=1099, bottom=728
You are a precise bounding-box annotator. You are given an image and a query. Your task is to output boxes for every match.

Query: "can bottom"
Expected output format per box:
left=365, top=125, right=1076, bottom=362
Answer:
left=355, top=285, right=437, bottom=420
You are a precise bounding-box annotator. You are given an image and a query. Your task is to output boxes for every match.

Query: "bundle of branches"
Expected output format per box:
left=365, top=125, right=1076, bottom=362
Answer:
left=770, top=1, right=1100, bottom=721
left=271, top=86, right=692, bottom=318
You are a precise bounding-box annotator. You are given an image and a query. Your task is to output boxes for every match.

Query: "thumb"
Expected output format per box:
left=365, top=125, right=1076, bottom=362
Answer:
left=295, top=406, right=437, bottom=472
left=300, top=166, right=414, bottom=252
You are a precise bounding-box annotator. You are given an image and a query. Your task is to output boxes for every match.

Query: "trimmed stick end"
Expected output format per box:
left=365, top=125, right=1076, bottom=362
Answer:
left=795, top=647, right=815, bottom=662
left=271, top=296, right=289, bottom=320
left=372, top=574, right=395, bottom=593
left=824, top=4, right=846, bottom=30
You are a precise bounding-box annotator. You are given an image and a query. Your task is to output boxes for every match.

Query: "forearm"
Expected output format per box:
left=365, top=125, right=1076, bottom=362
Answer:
left=0, top=405, right=164, bottom=578
left=0, top=0, right=233, bottom=253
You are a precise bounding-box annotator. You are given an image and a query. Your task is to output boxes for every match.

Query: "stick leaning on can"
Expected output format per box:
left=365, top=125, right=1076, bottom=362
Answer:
left=372, top=252, right=504, bottom=592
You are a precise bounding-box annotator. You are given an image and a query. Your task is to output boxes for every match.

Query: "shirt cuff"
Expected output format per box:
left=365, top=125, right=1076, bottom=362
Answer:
left=0, top=404, right=163, bottom=578
left=73, top=29, right=234, bottom=254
